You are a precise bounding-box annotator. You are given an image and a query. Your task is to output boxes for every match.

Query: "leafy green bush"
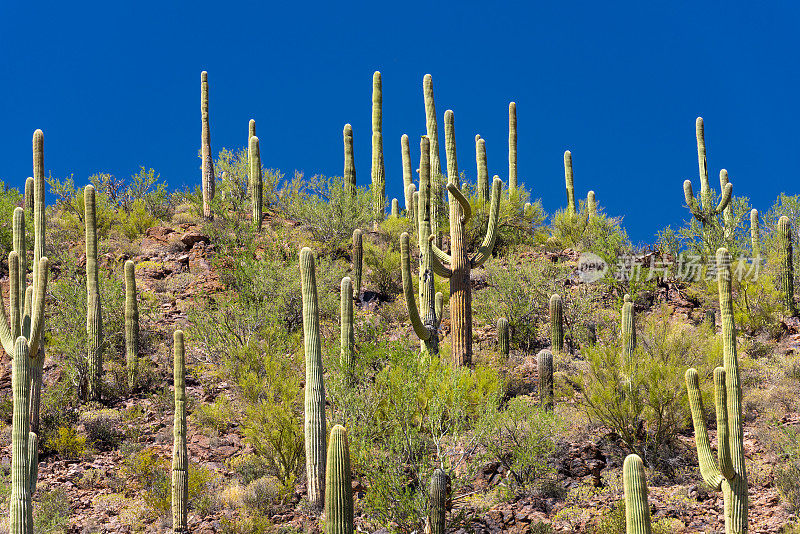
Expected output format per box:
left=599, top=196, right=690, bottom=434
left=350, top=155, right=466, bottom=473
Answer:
left=214, top=146, right=281, bottom=214
left=772, top=426, right=800, bottom=511
left=0, top=180, right=23, bottom=254
left=34, top=487, right=71, bottom=533
left=463, top=182, right=544, bottom=254
left=587, top=501, right=673, bottom=534
left=362, top=238, right=402, bottom=298
left=46, top=427, right=88, bottom=459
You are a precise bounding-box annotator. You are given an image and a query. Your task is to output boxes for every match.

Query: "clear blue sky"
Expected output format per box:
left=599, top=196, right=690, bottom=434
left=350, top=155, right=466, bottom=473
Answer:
left=1, top=1, right=797, bottom=242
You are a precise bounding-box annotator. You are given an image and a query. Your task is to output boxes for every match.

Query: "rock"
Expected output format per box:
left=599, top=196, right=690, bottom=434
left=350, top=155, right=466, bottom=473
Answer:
left=181, top=231, right=210, bottom=248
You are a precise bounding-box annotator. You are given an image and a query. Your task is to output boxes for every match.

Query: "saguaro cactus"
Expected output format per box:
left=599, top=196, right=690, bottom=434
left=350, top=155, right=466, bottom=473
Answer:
left=85, top=185, right=103, bottom=401
left=324, top=425, right=354, bottom=534
left=430, top=110, right=502, bottom=365
left=249, top=135, right=263, bottom=230
left=172, top=330, right=188, bottom=533
left=750, top=209, right=760, bottom=257
left=537, top=349, right=554, bottom=411
left=371, top=71, right=385, bottom=219
left=340, top=277, right=354, bottom=378
left=587, top=191, right=597, bottom=219
left=429, top=468, right=450, bottom=534
left=550, top=294, right=564, bottom=353
left=623, top=454, right=652, bottom=534
left=300, top=248, right=327, bottom=511
left=685, top=248, right=748, bottom=534
left=248, top=119, right=256, bottom=147
left=423, top=74, right=443, bottom=245
left=564, top=150, right=576, bottom=216
left=401, top=232, right=441, bottom=355
left=778, top=216, right=796, bottom=316
left=621, top=294, right=635, bottom=360
left=509, top=102, right=517, bottom=195
left=476, top=134, right=489, bottom=203
left=344, top=124, right=356, bottom=195
left=352, top=229, right=362, bottom=301
left=200, top=71, right=215, bottom=219
left=497, top=317, right=509, bottom=359
left=401, top=134, right=412, bottom=212
left=124, top=260, right=139, bottom=390
left=391, top=198, right=399, bottom=218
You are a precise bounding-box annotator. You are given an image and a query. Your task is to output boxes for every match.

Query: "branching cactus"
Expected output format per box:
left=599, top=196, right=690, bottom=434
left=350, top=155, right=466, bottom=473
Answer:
left=564, top=150, right=576, bottom=216
left=423, top=74, right=443, bottom=246
left=371, top=72, right=385, bottom=219
left=401, top=134, right=412, bottom=212
left=750, top=209, right=760, bottom=257
left=172, top=330, right=188, bottom=534
left=778, top=216, right=796, bottom=316
left=720, top=169, right=735, bottom=238
left=537, top=349, right=554, bottom=411
left=476, top=134, right=489, bottom=203
left=685, top=248, right=748, bottom=534
left=85, top=185, right=103, bottom=401
left=430, top=110, right=503, bottom=365
left=587, top=191, right=597, bottom=219
left=124, top=260, right=139, bottom=390
left=300, top=248, right=327, bottom=510
left=249, top=135, right=263, bottom=230
left=621, top=294, right=635, bottom=360
left=401, top=233, right=441, bottom=355
left=509, top=102, right=517, bottom=195
left=683, top=118, right=733, bottom=247
left=324, top=425, right=354, bottom=534
left=343, top=124, right=356, bottom=195
left=340, top=277, right=354, bottom=379
left=497, top=317, right=509, bottom=360
left=352, top=229, right=362, bottom=301
left=200, top=71, right=215, bottom=219
left=428, top=468, right=450, bottom=534
left=623, top=454, right=652, bottom=534
left=550, top=294, right=564, bottom=353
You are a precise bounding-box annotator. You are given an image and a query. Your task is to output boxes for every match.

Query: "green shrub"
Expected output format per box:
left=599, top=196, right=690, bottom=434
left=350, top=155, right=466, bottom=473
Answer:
left=214, top=146, right=281, bottom=214
left=0, top=180, right=23, bottom=254
left=362, top=239, right=402, bottom=298
left=34, top=487, right=71, bottom=533
left=46, top=427, right=88, bottom=459
left=194, top=394, right=235, bottom=434
left=772, top=426, right=800, bottom=510
left=587, top=501, right=673, bottom=534
left=82, top=409, right=124, bottom=450
left=39, top=380, right=80, bottom=451
left=464, top=182, right=544, bottom=254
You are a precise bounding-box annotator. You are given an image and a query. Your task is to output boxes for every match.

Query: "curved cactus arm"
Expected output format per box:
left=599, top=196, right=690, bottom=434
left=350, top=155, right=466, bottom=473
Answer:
left=445, top=183, right=472, bottom=225
left=434, top=293, right=443, bottom=329
left=401, top=233, right=431, bottom=342
left=715, top=182, right=733, bottom=214
left=623, top=454, right=652, bottom=534
left=713, top=367, right=735, bottom=481
left=683, top=180, right=700, bottom=217
left=471, top=176, right=502, bottom=268
left=685, top=368, right=725, bottom=490
left=428, top=236, right=452, bottom=266
left=428, top=241, right=453, bottom=278
left=27, top=258, right=48, bottom=358
left=22, top=287, right=32, bottom=343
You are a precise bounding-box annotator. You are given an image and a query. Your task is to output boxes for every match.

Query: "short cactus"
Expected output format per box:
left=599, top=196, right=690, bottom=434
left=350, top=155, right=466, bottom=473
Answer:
left=343, top=124, right=356, bottom=195
left=508, top=102, right=518, bottom=195
left=172, top=330, right=188, bottom=533
left=428, top=468, right=450, bottom=534
left=401, top=134, right=413, bottom=212
left=340, top=277, right=354, bottom=378
left=85, top=185, right=103, bottom=401
left=391, top=198, right=399, bottom=218
left=564, top=150, right=576, bottom=216
left=621, top=294, right=635, bottom=360
left=476, top=134, right=489, bottom=203
left=249, top=135, right=263, bottom=230
left=352, top=229, right=362, bottom=301
left=537, top=349, right=554, bottom=411
left=24, top=177, right=34, bottom=216
left=300, top=248, right=327, bottom=511
left=124, top=260, right=139, bottom=390
left=201, top=71, right=215, bottom=219
left=550, top=294, right=564, bottom=352
left=324, top=425, right=354, bottom=534
left=778, top=216, right=796, bottom=316
left=750, top=209, right=760, bottom=257
left=371, top=72, right=385, bottom=219
left=587, top=191, right=597, bottom=219
left=423, top=74, right=443, bottom=247
left=623, top=454, right=652, bottom=534
left=497, top=317, right=509, bottom=359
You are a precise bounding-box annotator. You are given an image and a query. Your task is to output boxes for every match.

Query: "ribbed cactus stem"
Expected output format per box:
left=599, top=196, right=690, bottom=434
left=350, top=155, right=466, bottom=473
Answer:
left=85, top=185, right=103, bottom=401
left=417, top=136, right=433, bottom=311
left=324, top=425, right=354, bottom=534
left=696, top=117, right=710, bottom=209
left=343, top=124, right=356, bottom=196
left=564, top=150, right=576, bottom=216
left=476, top=135, right=489, bottom=203
left=9, top=337, right=32, bottom=534
left=249, top=135, right=263, bottom=230
left=340, top=277, right=354, bottom=379
left=412, top=191, right=420, bottom=232
left=622, top=294, right=635, bottom=360
left=248, top=119, right=256, bottom=145
left=300, top=248, right=326, bottom=511
left=172, top=330, right=188, bottom=533
left=352, top=229, right=362, bottom=301
left=391, top=198, right=399, bottom=218
left=778, top=216, right=796, bottom=316
left=429, top=468, right=450, bottom=534
left=537, top=349, right=554, bottom=411
left=24, top=178, right=34, bottom=217
left=405, top=184, right=416, bottom=223
left=423, top=74, right=443, bottom=246
left=371, top=72, right=385, bottom=219
left=623, top=454, right=652, bottom=534
left=750, top=209, right=760, bottom=257
left=400, top=233, right=439, bottom=355
left=508, top=102, right=517, bottom=195
left=497, top=317, right=509, bottom=359
left=549, top=294, right=563, bottom=353
left=124, top=260, right=138, bottom=390
left=720, top=170, right=734, bottom=237
left=27, top=433, right=37, bottom=497
left=201, top=71, right=214, bottom=219
left=401, top=134, right=412, bottom=212
left=587, top=191, right=597, bottom=219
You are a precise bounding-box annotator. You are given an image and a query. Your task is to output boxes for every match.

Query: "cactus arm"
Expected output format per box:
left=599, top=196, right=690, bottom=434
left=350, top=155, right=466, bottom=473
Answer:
left=27, top=432, right=38, bottom=496
left=9, top=336, right=32, bottom=533
left=401, top=233, right=431, bottom=342
left=445, top=183, right=472, bottom=225
left=340, top=277, right=354, bottom=376
left=249, top=135, right=263, bottom=229
left=471, top=176, right=502, bottom=268
left=0, top=287, right=14, bottom=356
left=623, top=454, right=653, bottom=534
left=26, top=259, right=48, bottom=358
left=434, top=293, right=443, bottom=329
left=713, top=367, right=735, bottom=481
left=9, top=252, right=20, bottom=341
left=715, top=182, right=733, bottom=214
left=685, top=368, right=725, bottom=490
left=750, top=209, right=760, bottom=256
left=428, top=239, right=453, bottom=278
left=684, top=180, right=700, bottom=217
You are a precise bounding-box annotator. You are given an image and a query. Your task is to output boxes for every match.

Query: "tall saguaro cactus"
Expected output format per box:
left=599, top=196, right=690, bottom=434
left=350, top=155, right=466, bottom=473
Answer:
left=537, top=349, right=554, bottom=411
left=623, top=454, right=652, bottom=534
left=249, top=135, right=263, bottom=230
left=300, top=248, right=327, bottom=511
left=340, top=277, right=354, bottom=378
left=5, top=129, right=49, bottom=534
left=685, top=248, right=748, bottom=534
left=124, top=260, right=139, bottom=390
left=429, top=468, right=450, bottom=534
left=497, top=317, right=509, bottom=359
left=371, top=71, right=385, bottom=219
left=172, top=330, right=188, bottom=533
left=401, top=134, right=412, bottom=212
left=344, top=124, right=356, bottom=195
left=621, top=294, right=635, bottom=360
left=778, top=216, right=796, bottom=316
left=476, top=135, right=489, bottom=203
left=430, top=110, right=502, bottom=365
left=423, top=74, right=443, bottom=245
left=200, top=71, right=215, bottom=219
left=28, top=132, right=47, bottom=442
left=324, top=425, right=354, bottom=534
left=549, top=294, right=564, bottom=353
left=401, top=232, right=441, bottom=355
left=85, top=185, right=103, bottom=401
left=509, top=102, right=517, bottom=195
left=564, top=150, right=576, bottom=216
left=352, top=229, right=362, bottom=301
left=750, top=209, right=760, bottom=257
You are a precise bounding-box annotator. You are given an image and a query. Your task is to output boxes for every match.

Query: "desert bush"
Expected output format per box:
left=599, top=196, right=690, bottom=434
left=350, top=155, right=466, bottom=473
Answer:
left=46, top=427, right=88, bottom=459
left=362, top=238, right=402, bottom=298
left=770, top=425, right=800, bottom=510
left=463, top=182, right=544, bottom=254
left=39, top=380, right=80, bottom=451
left=47, top=174, right=119, bottom=241
left=214, top=147, right=282, bottom=214
left=81, top=409, right=124, bottom=450
left=0, top=180, right=23, bottom=253
left=34, top=487, right=71, bottom=533
left=194, top=394, right=235, bottom=434
left=586, top=501, right=673, bottom=534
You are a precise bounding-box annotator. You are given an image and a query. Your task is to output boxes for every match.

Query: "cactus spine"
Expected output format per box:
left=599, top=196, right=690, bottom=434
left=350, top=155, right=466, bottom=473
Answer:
left=623, top=454, right=652, bottom=534
left=509, top=102, right=517, bottom=195
left=778, top=216, right=796, bottom=316
left=340, top=277, right=354, bottom=379
left=476, top=135, right=489, bottom=203
left=430, top=110, right=502, bottom=365
left=324, top=425, right=354, bottom=534
left=564, top=150, right=576, bottom=216
left=249, top=135, right=263, bottom=230
left=423, top=74, right=443, bottom=246
left=622, top=294, right=635, bottom=360
left=371, top=71, right=385, bottom=219
left=200, top=71, right=215, bottom=219
left=587, top=191, right=597, bottom=219
left=537, top=349, right=554, bottom=410
left=497, top=317, right=509, bottom=359
left=352, top=229, right=362, bottom=301
left=429, top=468, right=450, bottom=534
left=172, top=330, right=188, bottom=533
left=685, top=248, right=748, bottom=534
left=401, top=134, right=413, bottom=212
left=124, top=260, right=138, bottom=390
left=343, top=124, right=356, bottom=196
left=300, top=248, right=326, bottom=510
left=549, top=294, right=564, bottom=353
left=750, top=209, right=760, bottom=257
left=85, top=185, right=103, bottom=401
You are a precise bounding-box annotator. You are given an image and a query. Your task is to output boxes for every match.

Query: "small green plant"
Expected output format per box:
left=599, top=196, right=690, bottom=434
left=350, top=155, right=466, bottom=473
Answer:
left=46, top=427, right=87, bottom=460
left=34, top=487, right=71, bottom=534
